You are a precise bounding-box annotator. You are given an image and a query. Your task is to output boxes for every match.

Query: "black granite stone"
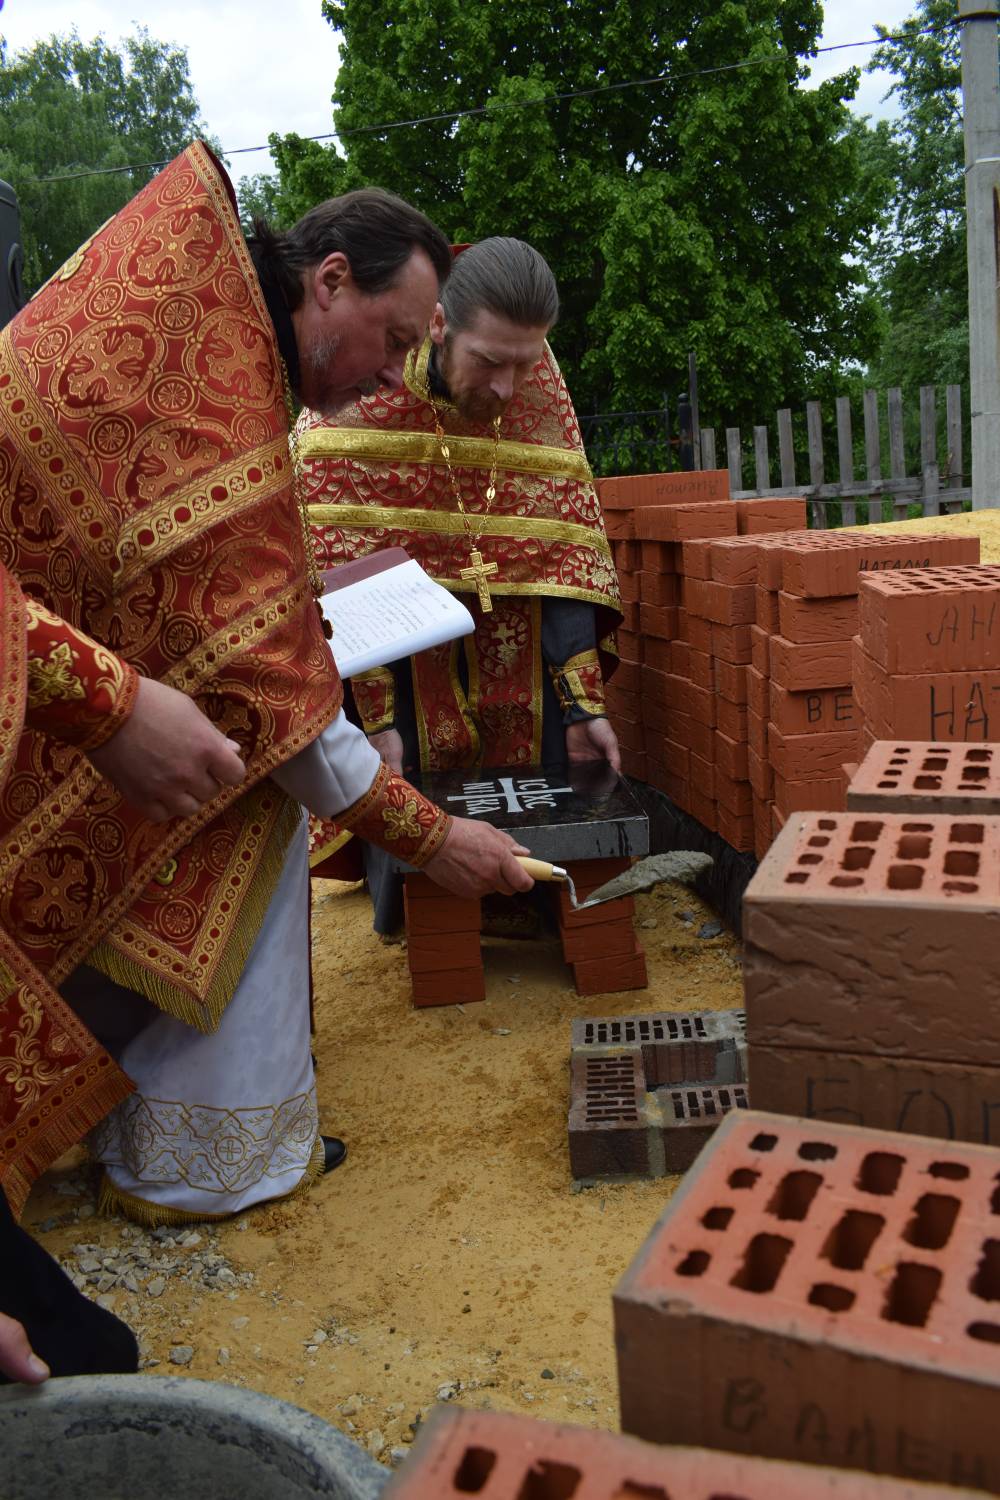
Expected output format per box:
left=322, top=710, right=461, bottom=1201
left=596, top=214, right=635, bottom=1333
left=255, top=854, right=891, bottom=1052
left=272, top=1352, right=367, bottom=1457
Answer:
left=407, top=761, right=649, bottom=865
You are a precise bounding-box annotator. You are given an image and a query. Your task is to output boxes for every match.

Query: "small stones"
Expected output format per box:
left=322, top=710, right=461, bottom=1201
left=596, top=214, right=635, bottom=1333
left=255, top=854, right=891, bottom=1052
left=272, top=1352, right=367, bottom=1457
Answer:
left=435, top=1382, right=459, bottom=1402
left=169, top=1345, right=194, bottom=1367
left=231, top=1316, right=250, bottom=1330
left=697, top=919, right=723, bottom=939
left=389, top=1449, right=409, bottom=1468
left=217, top=1347, right=231, bottom=1366
left=365, top=1430, right=385, bottom=1457
left=541, top=1368, right=555, bottom=1380
left=145, top=1277, right=166, bottom=1298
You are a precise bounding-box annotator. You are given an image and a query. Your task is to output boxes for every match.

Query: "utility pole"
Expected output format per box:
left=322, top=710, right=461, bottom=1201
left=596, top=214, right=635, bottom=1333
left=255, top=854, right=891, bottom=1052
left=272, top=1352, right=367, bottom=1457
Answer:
left=960, top=0, right=1000, bottom=508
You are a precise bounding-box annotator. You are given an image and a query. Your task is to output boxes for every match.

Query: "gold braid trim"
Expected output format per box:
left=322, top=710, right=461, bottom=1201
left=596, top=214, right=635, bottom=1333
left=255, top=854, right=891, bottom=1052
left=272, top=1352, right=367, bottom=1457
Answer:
left=86, top=795, right=303, bottom=1032
left=550, top=649, right=607, bottom=718
left=308, top=825, right=355, bottom=869
left=351, top=665, right=396, bottom=734
left=298, top=426, right=594, bottom=482
left=308, top=502, right=612, bottom=557
left=96, top=1134, right=326, bottom=1228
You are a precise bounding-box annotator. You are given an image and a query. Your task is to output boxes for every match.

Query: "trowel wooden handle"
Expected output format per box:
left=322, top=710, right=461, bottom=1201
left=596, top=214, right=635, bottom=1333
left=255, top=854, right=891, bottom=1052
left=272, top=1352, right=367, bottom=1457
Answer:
left=514, top=856, right=564, bottom=882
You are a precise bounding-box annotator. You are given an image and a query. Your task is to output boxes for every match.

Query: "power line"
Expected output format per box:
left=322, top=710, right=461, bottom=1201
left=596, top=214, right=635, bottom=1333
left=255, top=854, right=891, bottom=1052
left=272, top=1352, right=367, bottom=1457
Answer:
left=23, top=21, right=957, bottom=187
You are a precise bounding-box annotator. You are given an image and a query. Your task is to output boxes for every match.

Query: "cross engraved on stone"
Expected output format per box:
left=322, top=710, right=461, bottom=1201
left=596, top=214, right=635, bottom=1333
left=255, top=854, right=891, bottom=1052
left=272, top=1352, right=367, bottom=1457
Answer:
left=459, top=548, right=499, bottom=613
left=445, top=775, right=574, bottom=816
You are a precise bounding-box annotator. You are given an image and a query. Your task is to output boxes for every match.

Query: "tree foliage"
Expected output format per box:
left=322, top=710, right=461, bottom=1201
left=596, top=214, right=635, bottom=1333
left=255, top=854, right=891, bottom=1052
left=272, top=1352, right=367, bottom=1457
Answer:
left=250, top=0, right=883, bottom=420
left=0, top=29, right=213, bottom=294
left=861, top=0, right=966, bottom=393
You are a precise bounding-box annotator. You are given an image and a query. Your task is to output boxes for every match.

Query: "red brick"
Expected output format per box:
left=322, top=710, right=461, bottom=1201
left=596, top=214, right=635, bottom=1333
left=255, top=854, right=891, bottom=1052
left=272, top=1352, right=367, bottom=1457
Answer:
left=558, top=855, right=633, bottom=897
left=756, top=532, right=815, bottom=590
left=736, top=496, right=809, bottom=533
left=715, top=729, right=749, bottom=781
left=672, top=710, right=715, bottom=761
left=712, top=622, right=753, bottom=665
left=753, top=794, right=774, bottom=859
left=615, top=1107, right=1000, bottom=1487
left=573, top=940, right=648, bottom=995
left=619, top=599, right=639, bottom=633
left=605, top=684, right=639, bottom=722
left=717, top=802, right=755, bottom=851
left=602, top=509, right=633, bottom=540
left=611, top=658, right=641, bottom=695
left=680, top=537, right=716, bottom=579
left=716, top=697, right=748, bottom=742
left=778, top=591, right=858, bottom=644
left=715, top=769, right=753, bottom=817
left=769, top=682, right=859, bottom=736
left=556, top=889, right=636, bottom=930
left=769, top=633, right=852, bottom=691
left=689, top=784, right=716, bottom=830
left=714, top=658, right=747, bottom=704
left=407, top=930, right=482, bottom=974
left=781, top=531, right=980, bottom=598
left=637, top=569, right=680, bottom=607
left=634, top=501, right=737, bottom=542
left=847, top=740, right=1000, bottom=817
left=613, top=716, right=645, bottom=754
left=651, top=736, right=690, bottom=781
left=708, top=534, right=769, bottom=584
left=560, top=913, right=642, bottom=962
left=642, top=694, right=674, bottom=739
left=677, top=611, right=714, bottom=654
left=685, top=646, right=714, bottom=690
left=620, top=747, right=647, bottom=780
left=767, top=723, right=858, bottom=781
left=611, top=536, right=640, bottom=573
left=638, top=602, right=679, bottom=639
left=748, top=1042, right=1000, bottom=1149
left=859, top=564, right=1000, bottom=674
left=403, top=898, right=481, bottom=937
left=640, top=538, right=680, bottom=572
left=748, top=745, right=774, bottom=800
left=746, top=664, right=769, bottom=719
left=747, top=706, right=768, bottom=758
left=616, top=628, right=643, bottom=664
left=670, top=638, right=691, bottom=679
left=665, top=674, right=715, bottom=727
left=755, top=585, right=781, bottom=632
left=772, top=774, right=847, bottom=815
left=750, top=624, right=770, bottom=676
left=684, top=579, right=757, bottom=626
left=853, top=639, right=1000, bottom=742
left=599, top=470, right=731, bottom=509
left=690, top=751, right=715, bottom=798
left=618, top=569, right=640, bottom=604
left=410, top=966, right=485, bottom=1007
left=743, top=811, right=1000, bottom=1065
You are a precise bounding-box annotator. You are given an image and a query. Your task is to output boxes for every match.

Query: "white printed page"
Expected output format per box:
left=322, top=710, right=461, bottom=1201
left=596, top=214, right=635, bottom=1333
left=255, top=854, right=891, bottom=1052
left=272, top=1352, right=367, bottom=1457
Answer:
left=321, top=558, right=475, bottom=677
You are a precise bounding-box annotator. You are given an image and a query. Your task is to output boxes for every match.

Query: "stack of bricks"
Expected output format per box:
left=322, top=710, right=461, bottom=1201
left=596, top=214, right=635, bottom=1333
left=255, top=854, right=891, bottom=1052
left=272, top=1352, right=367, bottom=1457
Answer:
left=855, top=563, right=1000, bottom=750
left=847, top=739, right=1000, bottom=818
left=615, top=1108, right=1000, bottom=1490
left=555, top=857, right=647, bottom=997
left=742, top=809, right=1000, bottom=1142
left=383, top=1403, right=962, bottom=1498
left=403, top=874, right=483, bottom=1007
left=567, top=1008, right=748, bottom=1178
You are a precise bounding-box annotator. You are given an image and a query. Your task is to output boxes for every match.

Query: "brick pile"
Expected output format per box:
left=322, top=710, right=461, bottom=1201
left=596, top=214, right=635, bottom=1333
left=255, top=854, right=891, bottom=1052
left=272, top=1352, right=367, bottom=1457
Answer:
left=742, top=810, right=1000, bottom=1142
left=615, top=1107, right=1000, bottom=1489
left=567, top=1008, right=747, bottom=1178
left=403, top=874, right=483, bottom=1007
left=383, top=1403, right=963, bottom=1498
left=554, top=856, right=647, bottom=997
left=602, top=499, right=980, bottom=860
left=855, top=563, right=1000, bottom=748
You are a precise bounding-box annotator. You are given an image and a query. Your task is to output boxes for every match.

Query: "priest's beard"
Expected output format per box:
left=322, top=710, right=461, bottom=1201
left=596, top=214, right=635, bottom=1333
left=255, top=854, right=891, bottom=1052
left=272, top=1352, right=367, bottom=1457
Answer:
left=439, top=339, right=509, bottom=425
left=301, top=332, right=377, bottom=416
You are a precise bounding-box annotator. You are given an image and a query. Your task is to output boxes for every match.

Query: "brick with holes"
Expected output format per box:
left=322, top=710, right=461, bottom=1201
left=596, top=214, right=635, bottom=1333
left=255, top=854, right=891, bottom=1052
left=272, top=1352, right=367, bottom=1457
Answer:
left=743, top=811, right=1000, bottom=1067
left=859, top=564, right=1000, bottom=674
left=779, top=531, right=979, bottom=598
left=381, top=1403, right=970, bottom=1499
left=853, top=640, right=1000, bottom=742
left=847, top=741, right=1000, bottom=817
left=615, top=1107, right=1000, bottom=1489
left=571, top=1008, right=747, bottom=1086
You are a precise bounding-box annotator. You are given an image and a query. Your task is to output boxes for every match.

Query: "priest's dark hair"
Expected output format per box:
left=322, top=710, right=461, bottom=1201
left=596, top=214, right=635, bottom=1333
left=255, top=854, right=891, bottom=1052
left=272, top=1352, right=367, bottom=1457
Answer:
left=249, top=188, right=452, bottom=309
left=441, top=238, right=559, bottom=333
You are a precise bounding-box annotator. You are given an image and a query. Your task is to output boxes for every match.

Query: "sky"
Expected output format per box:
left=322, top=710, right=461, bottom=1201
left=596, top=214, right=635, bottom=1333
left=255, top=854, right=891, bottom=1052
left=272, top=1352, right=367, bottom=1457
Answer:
left=1, top=0, right=918, bottom=193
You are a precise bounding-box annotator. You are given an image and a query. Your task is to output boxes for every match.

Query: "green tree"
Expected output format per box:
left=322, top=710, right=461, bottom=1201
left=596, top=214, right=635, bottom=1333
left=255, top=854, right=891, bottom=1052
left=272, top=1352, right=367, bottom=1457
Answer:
left=0, top=29, right=214, bottom=293
left=254, top=0, right=882, bottom=423
left=862, top=0, right=967, bottom=394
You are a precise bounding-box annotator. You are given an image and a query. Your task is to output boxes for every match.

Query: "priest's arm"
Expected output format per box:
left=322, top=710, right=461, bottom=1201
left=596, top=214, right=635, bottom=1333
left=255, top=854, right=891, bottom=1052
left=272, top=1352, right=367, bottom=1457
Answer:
left=271, top=710, right=533, bottom=899
left=22, top=594, right=247, bottom=822
left=542, top=598, right=621, bottom=773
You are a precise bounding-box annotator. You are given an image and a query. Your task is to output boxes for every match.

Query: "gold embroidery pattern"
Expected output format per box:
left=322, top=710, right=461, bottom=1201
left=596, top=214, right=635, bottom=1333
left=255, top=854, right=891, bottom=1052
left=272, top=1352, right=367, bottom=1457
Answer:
left=25, top=641, right=85, bottom=708
left=382, top=802, right=422, bottom=841
left=92, top=1086, right=318, bottom=1195
left=551, top=649, right=607, bottom=718
left=337, top=761, right=450, bottom=867
left=299, top=426, right=594, bottom=482
left=351, top=666, right=395, bottom=734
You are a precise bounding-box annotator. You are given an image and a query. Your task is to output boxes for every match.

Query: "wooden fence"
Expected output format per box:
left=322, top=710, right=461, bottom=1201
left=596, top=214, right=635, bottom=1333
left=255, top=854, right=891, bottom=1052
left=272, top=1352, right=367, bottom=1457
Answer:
left=697, top=384, right=970, bottom=528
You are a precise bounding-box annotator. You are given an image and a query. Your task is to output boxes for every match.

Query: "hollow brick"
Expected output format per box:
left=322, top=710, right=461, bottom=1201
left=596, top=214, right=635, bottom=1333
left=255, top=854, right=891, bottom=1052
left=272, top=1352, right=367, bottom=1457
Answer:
left=853, top=639, right=1000, bottom=742
left=859, top=565, right=1000, bottom=674
left=847, top=740, right=1000, bottom=817
left=781, top=532, right=979, bottom=598
left=615, top=1107, right=1000, bottom=1489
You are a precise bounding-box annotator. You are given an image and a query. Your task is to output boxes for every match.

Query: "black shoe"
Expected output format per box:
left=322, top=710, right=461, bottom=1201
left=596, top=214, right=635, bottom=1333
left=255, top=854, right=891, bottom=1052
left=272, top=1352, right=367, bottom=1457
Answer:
left=321, top=1136, right=347, bottom=1173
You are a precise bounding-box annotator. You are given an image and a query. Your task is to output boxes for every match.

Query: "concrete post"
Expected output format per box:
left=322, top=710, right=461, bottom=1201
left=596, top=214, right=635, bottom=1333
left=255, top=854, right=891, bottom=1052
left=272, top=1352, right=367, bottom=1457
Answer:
left=960, top=0, right=1000, bottom=508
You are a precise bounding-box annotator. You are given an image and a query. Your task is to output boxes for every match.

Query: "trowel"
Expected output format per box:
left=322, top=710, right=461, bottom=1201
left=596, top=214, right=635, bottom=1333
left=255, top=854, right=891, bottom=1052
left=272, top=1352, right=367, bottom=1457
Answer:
left=515, top=850, right=713, bottom=911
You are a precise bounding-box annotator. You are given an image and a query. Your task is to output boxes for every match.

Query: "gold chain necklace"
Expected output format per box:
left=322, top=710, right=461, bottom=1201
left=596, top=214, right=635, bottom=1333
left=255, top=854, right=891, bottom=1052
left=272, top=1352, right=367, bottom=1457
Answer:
left=281, top=361, right=333, bottom=639
left=432, top=406, right=502, bottom=613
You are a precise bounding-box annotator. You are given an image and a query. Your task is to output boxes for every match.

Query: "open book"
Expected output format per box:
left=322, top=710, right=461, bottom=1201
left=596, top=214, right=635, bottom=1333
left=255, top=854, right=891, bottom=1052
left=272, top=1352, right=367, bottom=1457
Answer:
left=319, top=547, right=475, bottom=678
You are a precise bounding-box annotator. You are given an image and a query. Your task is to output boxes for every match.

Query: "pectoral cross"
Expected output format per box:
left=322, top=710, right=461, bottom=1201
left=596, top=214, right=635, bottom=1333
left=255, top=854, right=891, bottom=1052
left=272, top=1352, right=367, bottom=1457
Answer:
left=460, top=548, right=499, bottom=613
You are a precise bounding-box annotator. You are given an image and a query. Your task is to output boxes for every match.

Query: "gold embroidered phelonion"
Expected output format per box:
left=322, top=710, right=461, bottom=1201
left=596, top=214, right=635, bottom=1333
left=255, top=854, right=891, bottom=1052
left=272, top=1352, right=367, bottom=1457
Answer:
left=281, top=361, right=332, bottom=638
left=433, top=406, right=502, bottom=613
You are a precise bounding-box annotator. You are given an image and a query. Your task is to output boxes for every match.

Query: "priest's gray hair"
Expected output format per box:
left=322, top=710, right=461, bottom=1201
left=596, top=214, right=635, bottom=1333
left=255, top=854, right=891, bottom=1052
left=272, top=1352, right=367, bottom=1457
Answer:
left=441, top=237, right=559, bottom=333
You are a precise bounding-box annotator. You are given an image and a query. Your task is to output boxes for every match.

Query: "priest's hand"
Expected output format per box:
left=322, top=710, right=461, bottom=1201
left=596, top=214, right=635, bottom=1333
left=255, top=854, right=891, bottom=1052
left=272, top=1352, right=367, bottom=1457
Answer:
left=566, top=716, right=621, bottom=773
left=0, top=1310, right=49, bottom=1384
left=88, top=677, right=247, bottom=823
left=369, top=728, right=405, bottom=775
left=424, top=818, right=535, bottom=898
